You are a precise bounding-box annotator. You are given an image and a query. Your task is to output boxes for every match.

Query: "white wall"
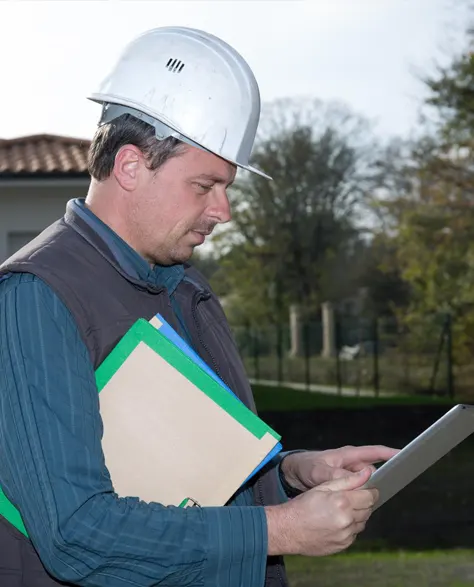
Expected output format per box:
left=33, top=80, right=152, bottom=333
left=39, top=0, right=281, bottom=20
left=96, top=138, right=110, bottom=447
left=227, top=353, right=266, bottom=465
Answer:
left=0, top=181, right=90, bottom=262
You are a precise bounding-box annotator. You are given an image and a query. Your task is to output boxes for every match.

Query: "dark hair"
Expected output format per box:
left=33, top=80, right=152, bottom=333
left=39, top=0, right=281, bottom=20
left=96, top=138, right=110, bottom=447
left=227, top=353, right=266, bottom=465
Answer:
left=87, top=113, right=186, bottom=180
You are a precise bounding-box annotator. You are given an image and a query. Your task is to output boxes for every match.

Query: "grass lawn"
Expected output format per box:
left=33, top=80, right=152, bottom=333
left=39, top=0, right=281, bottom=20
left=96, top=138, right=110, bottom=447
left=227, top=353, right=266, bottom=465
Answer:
left=252, top=384, right=456, bottom=411
left=285, top=550, right=474, bottom=587
left=242, top=352, right=455, bottom=397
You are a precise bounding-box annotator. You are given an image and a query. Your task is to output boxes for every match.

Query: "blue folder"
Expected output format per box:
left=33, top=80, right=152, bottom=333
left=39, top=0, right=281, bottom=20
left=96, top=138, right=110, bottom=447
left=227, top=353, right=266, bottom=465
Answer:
left=153, top=314, right=282, bottom=484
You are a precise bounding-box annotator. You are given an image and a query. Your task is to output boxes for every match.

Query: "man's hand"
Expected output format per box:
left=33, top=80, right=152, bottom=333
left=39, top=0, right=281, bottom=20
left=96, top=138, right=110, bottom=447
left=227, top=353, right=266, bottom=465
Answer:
left=266, top=467, right=378, bottom=557
left=280, top=445, right=399, bottom=493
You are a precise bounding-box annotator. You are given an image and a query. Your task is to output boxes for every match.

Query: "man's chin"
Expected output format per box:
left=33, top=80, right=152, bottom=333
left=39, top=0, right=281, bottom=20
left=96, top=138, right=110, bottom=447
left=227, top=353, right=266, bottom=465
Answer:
left=168, top=246, right=195, bottom=266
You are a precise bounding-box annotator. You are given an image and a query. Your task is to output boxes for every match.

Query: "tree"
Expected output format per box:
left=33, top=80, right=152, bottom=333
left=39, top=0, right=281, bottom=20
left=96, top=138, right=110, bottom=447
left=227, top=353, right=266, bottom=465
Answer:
left=420, top=23, right=474, bottom=195
left=369, top=25, right=474, bottom=357
left=213, top=97, right=377, bottom=325
left=355, top=235, right=411, bottom=318
left=425, top=42, right=474, bottom=143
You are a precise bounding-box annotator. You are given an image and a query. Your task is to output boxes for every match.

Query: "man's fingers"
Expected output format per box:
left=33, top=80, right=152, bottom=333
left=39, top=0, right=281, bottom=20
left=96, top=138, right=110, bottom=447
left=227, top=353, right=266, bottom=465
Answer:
left=352, top=505, right=375, bottom=523
left=318, top=467, right=372, bottom=492
left=329, top=467, right=353, bottom=480
left=348, top=463, right=377, bottom=474
left=340, top=445, right=399, bottom=468
left=310, top=463, right=337, bottom=484
left=330, top=464, right=376, bottom=479
left=349, top=487, right=379, bottom=510
left=342, top=520, right=369, bottom=548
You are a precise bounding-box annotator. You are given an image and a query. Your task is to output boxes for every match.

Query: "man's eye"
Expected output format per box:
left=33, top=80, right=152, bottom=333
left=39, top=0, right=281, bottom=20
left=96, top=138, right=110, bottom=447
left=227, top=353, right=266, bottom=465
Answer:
left=196, top=183, right=213, bottom=193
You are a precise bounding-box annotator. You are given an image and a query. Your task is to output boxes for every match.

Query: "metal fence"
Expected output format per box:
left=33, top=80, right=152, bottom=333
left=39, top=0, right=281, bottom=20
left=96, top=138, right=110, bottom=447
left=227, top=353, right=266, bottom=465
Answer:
left=232, top=313, right=455, bottom=398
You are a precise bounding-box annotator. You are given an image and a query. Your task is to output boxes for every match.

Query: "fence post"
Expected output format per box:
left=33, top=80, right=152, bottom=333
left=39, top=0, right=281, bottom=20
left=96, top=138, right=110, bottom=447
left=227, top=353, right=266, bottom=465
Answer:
left=335, top=313, right=342, bottom=395
left=446, top=313, right=454, bottom=399
left=276, top=322, right=283, bottom=387
left=429, top=319, right=446, bottom=395
left=355, top=319, right=362, bottom=397
left=373, top=316, right=380, bottom=397
left=304, top=320, right=311, bottom=391
left=253, top=327, right=260, bottom=382
left=244, top=322, right=253, bottom=378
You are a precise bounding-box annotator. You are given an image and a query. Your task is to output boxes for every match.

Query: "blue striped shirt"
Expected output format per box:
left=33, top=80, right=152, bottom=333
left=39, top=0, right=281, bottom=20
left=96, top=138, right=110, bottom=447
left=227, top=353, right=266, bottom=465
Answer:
left=0, top=200, right=279, bottom=587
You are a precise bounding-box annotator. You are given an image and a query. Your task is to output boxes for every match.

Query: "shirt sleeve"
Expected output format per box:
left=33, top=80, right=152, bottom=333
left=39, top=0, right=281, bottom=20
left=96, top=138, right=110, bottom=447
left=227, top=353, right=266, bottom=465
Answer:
left=0, top=273, right=268, bottom=587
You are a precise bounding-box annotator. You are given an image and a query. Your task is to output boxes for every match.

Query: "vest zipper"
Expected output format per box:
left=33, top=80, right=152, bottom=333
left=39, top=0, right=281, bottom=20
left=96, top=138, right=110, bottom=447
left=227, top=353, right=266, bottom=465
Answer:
left=191, top=290, right=286, bottom=587
left=190, top=290, right=229, bottom=388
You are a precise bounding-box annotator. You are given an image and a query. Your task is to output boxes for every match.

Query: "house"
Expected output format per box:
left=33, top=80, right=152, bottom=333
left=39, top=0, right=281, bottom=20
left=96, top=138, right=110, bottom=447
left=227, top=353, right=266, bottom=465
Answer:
left=0, top=134, right=91, bottom=262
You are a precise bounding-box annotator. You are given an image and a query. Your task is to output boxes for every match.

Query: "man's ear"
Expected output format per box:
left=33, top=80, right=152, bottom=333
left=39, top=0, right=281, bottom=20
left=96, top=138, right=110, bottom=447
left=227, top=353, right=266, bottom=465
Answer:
left=112, top=145, right=144, bottom=191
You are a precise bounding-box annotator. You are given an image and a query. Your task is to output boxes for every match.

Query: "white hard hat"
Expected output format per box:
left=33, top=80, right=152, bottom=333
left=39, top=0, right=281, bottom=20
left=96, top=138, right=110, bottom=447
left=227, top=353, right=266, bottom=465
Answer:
left=88, top=26, right=271, bottom=179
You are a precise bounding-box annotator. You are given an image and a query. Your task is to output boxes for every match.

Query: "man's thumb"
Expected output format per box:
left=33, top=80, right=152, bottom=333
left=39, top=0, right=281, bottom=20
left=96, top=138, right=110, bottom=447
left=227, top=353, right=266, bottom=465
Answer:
left=318, top=467, right=372, bottom=492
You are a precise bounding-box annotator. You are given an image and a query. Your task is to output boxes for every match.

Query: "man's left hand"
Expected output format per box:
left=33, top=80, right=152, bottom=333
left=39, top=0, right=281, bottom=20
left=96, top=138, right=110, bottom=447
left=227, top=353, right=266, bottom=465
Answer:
left=281, top=445, right=399, bottom=493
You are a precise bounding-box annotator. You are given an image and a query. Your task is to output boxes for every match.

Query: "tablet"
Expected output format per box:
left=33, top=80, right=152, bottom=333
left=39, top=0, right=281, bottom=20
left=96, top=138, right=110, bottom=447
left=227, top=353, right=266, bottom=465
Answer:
left=364, top=404, right=474, bottom=509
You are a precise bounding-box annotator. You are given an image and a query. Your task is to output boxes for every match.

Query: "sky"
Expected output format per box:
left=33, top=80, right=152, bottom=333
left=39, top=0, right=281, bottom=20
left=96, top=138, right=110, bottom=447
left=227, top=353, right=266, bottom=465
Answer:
left=0, top=0, right=470, bottom=143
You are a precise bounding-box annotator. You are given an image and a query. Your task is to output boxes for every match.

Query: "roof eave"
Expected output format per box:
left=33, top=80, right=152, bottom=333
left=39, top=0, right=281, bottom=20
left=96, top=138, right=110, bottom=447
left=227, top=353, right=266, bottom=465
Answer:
left=0, top=172, right=90, bottom=180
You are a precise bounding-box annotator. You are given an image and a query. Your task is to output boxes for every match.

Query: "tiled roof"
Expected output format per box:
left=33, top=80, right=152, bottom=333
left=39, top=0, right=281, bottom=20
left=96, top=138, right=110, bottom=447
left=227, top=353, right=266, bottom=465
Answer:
left=0, top=134, right=91, bottom=176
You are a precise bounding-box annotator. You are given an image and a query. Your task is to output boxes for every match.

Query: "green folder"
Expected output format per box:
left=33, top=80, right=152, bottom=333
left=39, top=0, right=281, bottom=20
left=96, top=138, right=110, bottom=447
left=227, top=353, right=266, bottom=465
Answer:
left=96, top=318, right=280, bottom=441
left=0, top=318, right=280, bottom=538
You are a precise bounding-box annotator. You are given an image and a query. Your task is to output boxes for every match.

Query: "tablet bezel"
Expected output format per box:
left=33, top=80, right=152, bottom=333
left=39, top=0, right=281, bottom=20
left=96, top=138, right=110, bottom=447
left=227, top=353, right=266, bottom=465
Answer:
left=365, top=404, right=474, bottom=509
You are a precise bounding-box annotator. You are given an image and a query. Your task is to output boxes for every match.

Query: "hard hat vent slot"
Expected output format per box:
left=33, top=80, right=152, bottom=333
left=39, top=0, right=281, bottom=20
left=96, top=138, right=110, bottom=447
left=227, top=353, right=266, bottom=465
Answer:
left=166, top=58, right=185, bottom=73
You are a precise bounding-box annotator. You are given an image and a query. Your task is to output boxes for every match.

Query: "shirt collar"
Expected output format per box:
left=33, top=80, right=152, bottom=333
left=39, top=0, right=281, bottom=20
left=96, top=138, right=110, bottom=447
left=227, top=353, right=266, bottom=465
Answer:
left=70, top=198, right=185, bottom=296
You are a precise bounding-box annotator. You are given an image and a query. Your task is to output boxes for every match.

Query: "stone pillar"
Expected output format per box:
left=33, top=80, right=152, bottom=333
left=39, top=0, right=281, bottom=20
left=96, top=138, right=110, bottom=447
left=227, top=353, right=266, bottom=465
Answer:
left=289, top=304, right=303, bottom=357
left=321, top=301, right=336, bottom=358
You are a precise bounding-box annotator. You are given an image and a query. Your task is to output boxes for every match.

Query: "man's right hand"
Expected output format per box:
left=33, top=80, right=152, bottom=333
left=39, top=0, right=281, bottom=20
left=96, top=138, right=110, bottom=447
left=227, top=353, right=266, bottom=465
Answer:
left=265, top=467, right=378, bottom=557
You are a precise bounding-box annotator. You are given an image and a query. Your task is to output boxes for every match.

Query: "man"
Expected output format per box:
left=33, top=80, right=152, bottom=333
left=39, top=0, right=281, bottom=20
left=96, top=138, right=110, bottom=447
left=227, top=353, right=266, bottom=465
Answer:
left=0, top=26, right=396, bottom=587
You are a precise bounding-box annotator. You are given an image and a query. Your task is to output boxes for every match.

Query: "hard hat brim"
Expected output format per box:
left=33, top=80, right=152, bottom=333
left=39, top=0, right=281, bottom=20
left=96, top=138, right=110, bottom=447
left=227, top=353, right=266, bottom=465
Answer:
left=238, top=163, right=272, bottom=181
left=88, top=94, right=272, bottom=180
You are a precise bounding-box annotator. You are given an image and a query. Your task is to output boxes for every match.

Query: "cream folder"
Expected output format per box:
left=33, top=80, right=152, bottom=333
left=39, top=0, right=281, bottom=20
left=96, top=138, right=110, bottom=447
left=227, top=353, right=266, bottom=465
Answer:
left=96, top=318, right=281, bottom=507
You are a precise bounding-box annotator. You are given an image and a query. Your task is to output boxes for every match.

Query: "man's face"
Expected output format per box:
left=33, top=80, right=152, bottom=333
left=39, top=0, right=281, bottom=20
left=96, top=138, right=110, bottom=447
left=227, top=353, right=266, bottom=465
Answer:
left=132, top=145, right=236, bottom=265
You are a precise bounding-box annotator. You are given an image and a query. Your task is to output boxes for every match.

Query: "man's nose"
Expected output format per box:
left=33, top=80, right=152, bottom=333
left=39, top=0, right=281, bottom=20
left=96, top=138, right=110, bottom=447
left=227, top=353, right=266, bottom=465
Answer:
left=210, top=189, right=232, bottom=224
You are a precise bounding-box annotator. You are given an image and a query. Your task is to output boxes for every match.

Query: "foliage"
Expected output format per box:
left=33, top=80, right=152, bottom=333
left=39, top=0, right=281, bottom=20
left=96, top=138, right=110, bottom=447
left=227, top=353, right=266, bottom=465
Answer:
left=369, top=26, right=474, bottom=359
left=425, top=41, right=474, bottom=143
left=209, top=19, right=474, bottom=366
left=212, top=97, right=377, bottom=324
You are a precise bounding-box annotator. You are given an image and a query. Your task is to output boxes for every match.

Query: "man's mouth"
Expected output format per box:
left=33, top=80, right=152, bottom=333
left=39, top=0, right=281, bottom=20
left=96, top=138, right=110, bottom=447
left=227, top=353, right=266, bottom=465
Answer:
left=191, top=231, right=207, bottom=245
left=192, top=225, right=215, bottom=238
